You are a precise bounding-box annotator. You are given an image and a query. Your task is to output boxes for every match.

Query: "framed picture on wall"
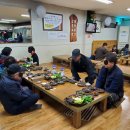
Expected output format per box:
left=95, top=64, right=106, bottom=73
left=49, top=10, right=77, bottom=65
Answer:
left=95, top=20, right=101, bottom=33
left=42, top=13, right=63, bottom=31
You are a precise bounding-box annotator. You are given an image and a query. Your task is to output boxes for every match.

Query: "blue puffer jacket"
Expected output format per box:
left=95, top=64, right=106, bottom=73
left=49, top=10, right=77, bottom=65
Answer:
left=0, top=64, right=5, bottom=78
left=0, top=76, right=30, bottom=113
left=96, top=65, right=124, bottom=97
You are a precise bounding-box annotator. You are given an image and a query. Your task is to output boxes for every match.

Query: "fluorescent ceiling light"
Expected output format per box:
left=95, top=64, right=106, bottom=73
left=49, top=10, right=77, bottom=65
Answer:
left=127, top=8, right=130, bottom=11
left=95, top=0, right=113, bottom=4
left=0, top=21, right=10, bottom=23
left=21, top=14, right=30, bottom=18
left=1, top=19, right=16, bottom=22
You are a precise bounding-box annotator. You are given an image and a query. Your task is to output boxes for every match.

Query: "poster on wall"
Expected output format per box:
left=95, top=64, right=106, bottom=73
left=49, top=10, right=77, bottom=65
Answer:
left=48, top=32, right=67, bottom=40
left=69, top=14, right=78, bottom=42
left=43, top=13, right=63, bottom=31
left=118, top=26, right=129, bottom=43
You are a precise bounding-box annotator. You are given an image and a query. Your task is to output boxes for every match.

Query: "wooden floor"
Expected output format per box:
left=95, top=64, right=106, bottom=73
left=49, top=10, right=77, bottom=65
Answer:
left=0, top=81, right=130, bottom=130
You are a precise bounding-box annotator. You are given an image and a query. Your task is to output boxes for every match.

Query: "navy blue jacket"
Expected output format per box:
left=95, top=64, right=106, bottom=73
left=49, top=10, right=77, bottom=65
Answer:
left=71, top=54, right=97, bottom=84
left=96, top=65, right=124, bottom=97
left=0, top=76, right=31, bottom=113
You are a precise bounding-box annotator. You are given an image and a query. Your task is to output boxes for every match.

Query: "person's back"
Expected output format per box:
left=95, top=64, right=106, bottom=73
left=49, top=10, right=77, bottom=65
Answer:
left=95, top=46, right=108, bottom=60
left=72, top=54, right=93, bottom=71
left=95, top=43, right=108, bottom=60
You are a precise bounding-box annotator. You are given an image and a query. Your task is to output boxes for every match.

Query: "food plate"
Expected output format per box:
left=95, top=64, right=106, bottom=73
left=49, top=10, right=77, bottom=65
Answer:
left=44, top=75, right=51, bottom=80
left=76, top=81, right=86, bottom=87
left=31, top=67, right=43, bottom=71
left=96, top=88, right=105, bottom=93
left=57, top=81, right=65, bottom=85
left=41, top=83, right=54, bottom=90
left=91, top=91, right=99, bottom=96
left=65, top=94, right=94, bottom=107
left=68, top=79, right=77, bottom=84
left=44, top=67, right=49, bottom=71
left=49, top=81, right=58, bottom=86
left=82, top=88, right=91, bottom=93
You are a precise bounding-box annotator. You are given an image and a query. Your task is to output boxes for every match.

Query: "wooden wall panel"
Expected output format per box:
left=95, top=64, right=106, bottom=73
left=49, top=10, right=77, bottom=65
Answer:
left=91, top=40, right=117, bottom=55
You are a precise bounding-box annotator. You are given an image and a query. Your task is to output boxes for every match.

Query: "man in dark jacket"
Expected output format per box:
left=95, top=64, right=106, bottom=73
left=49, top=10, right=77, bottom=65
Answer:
left=71, top=49, right=97, bottom=84
left=0, top=64, right=42, bottom=115
left=96, top=53, right=124, bottom=107
left=28, top=46, right=39, bottom=66
left=0, top=56, right=17, bottom=78
left=0, top=47, right=12, bottom=64
left=121, top=44, right=129, bottom=55
left=95, top=43, right=108, bottom=60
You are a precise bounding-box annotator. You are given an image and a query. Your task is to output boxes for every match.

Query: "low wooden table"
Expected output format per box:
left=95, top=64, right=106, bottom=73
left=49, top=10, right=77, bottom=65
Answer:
left=117, top=64, right=130, bottom=77
left=52, top=55, right=102, bottom=69
left=24, top=63, right=109, bottom=128
left=53, top=55, right=71, bottom=67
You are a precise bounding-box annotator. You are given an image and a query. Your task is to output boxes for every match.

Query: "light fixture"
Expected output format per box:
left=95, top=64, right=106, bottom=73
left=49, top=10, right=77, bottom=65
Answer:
left=0, top=21, right=10, bottom=23
left=95, top=0, right=113, bottom=4
left=127, top=8, right=130, bottom=11
left=1, top=19, right=16, bottom=22
left=21, top=14, right=30, bottom=18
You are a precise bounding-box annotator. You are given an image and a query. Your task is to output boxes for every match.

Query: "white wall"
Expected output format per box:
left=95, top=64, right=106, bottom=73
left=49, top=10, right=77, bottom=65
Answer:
left=0, top=4, right=118, bottom=63
left=31, top=4, right=86, bottom=63
left=84, top=14, right=118, bottom=57
left=0, top=4, right=86, bottom=63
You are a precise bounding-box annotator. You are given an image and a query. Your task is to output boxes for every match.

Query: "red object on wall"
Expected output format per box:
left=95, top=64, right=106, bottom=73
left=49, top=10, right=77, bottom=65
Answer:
left=69, top=14, right=78, bottom=42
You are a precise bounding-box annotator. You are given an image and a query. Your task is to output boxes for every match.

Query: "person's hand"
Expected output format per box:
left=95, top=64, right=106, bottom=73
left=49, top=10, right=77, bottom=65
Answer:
left=79, top=79, right=83, bottom=82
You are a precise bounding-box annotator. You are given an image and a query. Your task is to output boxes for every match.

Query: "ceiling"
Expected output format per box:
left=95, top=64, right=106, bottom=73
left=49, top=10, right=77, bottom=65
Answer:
left=34, top=0, right=130, bottom=17
left=0, top=5, right=30, bottom=24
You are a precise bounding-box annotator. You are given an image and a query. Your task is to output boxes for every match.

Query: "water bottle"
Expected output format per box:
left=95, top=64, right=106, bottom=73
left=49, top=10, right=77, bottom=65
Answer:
left=60, top=67, right=64, bottom=77
left=51, top=65, right=57, bottom=74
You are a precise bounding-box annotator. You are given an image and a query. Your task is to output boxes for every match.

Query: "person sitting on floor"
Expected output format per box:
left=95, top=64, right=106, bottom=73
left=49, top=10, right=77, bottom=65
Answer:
left=95, top=43, right=108, bottom=60
left=0, top=47, right=12, bottom=64
left=4, top=56, right=17, bottom=68
left=28, top=46, right=39, bottom=66
left=112, top=45, right=118, bottom=54
left=121, top=44, right=129, bottom=55
left=96, top=53, right=124, bottom=108
left=0, top=64, right=42, bottom=115
left=71, top=49, right=97, bottom=84
left=0, top=56, right=17, bottom=78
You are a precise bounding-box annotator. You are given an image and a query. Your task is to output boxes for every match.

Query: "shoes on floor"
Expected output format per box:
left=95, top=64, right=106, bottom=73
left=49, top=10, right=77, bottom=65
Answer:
left=29, top=104, right=42, bottom=111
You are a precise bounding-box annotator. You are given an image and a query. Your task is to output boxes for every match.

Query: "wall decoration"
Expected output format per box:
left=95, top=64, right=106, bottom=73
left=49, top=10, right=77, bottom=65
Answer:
left=118, top=26, right=130, bottom=43
left=95, top=20, right=101, bottom=33
left=48, top=32, right=67, bottom=40
left=69, top=14, right=78, bottom=42
left=43, top=13, right=63, bottom=31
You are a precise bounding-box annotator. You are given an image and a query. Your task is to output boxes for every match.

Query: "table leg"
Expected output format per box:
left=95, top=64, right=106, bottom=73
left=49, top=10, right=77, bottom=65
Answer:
left=53, top=58, right=56, bottom=64
left=99, top=98, right=107, bottom=112
left=73, top=111, right=81, bottom=129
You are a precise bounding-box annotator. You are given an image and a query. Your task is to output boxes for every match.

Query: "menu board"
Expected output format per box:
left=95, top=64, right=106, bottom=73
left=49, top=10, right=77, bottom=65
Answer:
left=43, top=13, right=63, bottom=31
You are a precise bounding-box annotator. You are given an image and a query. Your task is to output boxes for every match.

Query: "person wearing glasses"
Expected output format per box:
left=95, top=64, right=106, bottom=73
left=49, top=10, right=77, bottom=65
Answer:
left=96, top=52, right=124, bottom=108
